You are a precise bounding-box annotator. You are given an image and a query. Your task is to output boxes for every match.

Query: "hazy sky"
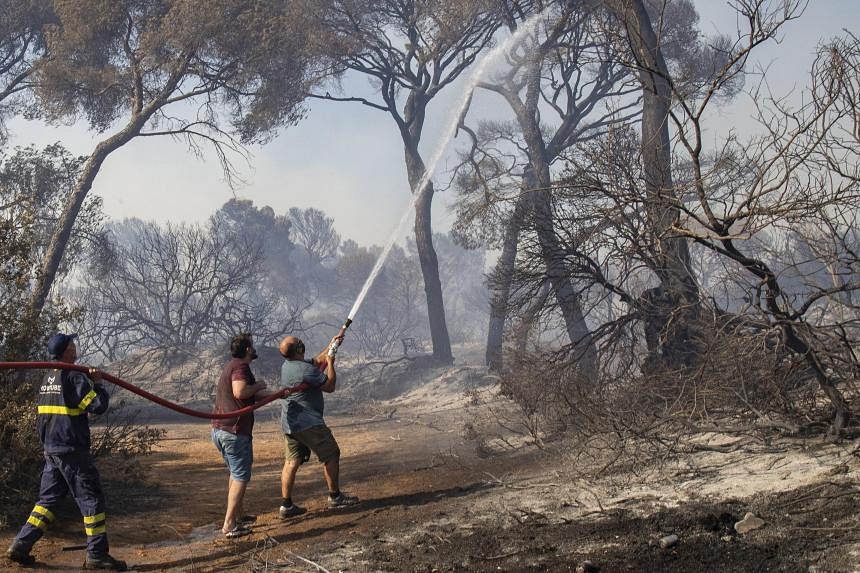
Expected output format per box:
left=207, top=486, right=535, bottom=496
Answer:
left=6, top=1, right=859, bottom=247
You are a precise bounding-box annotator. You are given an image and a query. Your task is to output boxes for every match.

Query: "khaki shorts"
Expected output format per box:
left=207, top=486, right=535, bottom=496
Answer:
left=284, top=425, right=340, bottom=464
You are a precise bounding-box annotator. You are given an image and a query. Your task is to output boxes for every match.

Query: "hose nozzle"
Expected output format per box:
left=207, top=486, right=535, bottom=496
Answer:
left=328, top=318, right=353, bottom=358
left=337, top=318, right=353, bottom=339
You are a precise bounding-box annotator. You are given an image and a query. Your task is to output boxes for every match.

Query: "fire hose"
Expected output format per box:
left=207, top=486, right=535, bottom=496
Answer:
left=0, top=319, right=354, bottom=420
left=0, top=361, right=307, bottom=419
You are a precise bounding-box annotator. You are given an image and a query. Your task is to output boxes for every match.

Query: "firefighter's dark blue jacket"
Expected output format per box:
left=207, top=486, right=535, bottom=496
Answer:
left=37, top=368, right=109, bottom=454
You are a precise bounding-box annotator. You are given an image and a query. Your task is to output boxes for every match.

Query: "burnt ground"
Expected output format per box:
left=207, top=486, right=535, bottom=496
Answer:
left=335, top=479, right=860, bottom=573
left=3, top=395, right=860, bottom=572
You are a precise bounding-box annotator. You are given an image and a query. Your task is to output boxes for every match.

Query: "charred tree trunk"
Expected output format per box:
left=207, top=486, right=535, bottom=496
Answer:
left=527, top=170, right=599, bottom=380
left=510, top=280, right=552, bottom=352
left=404, top=145, right=454, bottom=365
left=783, top=325, right=851, bottom=436
left=619, top=0, right=700, bottom=368
left=510, top=51, right=599, bottom=380
left=486, top=193, right=528, bottom=371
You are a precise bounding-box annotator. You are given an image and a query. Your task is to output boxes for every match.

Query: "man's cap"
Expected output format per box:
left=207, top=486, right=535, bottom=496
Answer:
left=47, top=332, right=78, bottom=358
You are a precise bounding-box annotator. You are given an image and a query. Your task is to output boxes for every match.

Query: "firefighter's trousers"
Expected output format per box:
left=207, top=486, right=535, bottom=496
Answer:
left=13, top=452, right=109, bottom=556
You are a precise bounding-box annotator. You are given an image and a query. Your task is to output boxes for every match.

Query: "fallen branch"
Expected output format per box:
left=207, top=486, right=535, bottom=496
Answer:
left=482, top=471, right=507, bottom=486
left=482, top=548, right=526, bottom=561
left=686, top=440, right=750, bottom=453
left=503, top=482, right=562, bottom=490
left=287, top=551, right=332, bottom=573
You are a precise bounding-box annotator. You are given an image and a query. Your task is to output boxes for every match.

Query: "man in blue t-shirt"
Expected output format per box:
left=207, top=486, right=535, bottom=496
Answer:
left=277, top=334, right=358, bottom=518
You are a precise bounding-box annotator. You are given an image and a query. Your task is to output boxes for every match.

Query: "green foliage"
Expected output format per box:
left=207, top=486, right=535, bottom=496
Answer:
left=0, top=0, right=53, bottom=143
left=22, top=1, right=344, bottom=336
left=36, top=0, right=339, bottom=142
left=0, top=143, right=99, bottom=360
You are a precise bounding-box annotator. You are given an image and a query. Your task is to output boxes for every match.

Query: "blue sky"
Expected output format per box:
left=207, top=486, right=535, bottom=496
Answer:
left=6, top=0, right=858, bottom=246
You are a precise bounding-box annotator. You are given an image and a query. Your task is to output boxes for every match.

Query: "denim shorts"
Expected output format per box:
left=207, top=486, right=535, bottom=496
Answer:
left=212, top=428, right=253, bottom=482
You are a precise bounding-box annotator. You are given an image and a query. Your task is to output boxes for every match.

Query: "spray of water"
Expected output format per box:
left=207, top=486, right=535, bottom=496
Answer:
left=347, top=12, right=547, bottom=322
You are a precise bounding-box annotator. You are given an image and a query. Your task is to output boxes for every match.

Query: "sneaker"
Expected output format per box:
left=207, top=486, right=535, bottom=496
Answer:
left=328, top=492, right=359, bottom=508
left=5, top=543, right=35, bottom=566
left=223, top=525, right=252, bottom=539
left=278, top=503, right=307, bottom=519
left=83, top=553, right=128, bottom=571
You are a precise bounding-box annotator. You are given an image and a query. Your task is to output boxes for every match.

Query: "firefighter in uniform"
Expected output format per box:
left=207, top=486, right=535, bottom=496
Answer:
left=5, top=332, right=127, bottom=570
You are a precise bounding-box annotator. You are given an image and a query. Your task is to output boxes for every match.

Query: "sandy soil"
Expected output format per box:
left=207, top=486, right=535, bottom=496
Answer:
left=4, top=360, right=860, bottom=572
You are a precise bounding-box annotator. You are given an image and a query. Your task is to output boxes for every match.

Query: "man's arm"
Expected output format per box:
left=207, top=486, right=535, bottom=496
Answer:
left=231, top=364, right=267, bottom=400
left=312, top=334, right=345, bottom=369
left=74, top=369, right=109, bottom=415
left=319, top=356, right=336, bottom=393
left=312, top=348, right=327, bottom=369
left=231, top=378, right=268, bottom=400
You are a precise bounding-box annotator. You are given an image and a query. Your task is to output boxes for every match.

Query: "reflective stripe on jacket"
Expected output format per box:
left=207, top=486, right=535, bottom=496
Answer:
left=37, top=369, right=109, bottom=454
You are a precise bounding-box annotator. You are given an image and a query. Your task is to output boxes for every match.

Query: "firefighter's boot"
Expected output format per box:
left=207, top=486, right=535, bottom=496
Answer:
left=5, top=542, right=35, bottom=566
left=83, top=553, right=127, bottom=571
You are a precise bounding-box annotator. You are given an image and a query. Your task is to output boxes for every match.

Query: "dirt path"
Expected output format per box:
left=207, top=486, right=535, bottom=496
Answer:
left=6, top=405, right=522, bottom=571
left=6, top=399, right=860, bottom=572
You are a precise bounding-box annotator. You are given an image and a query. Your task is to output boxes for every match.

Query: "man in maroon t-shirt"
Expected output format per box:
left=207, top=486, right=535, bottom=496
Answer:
left=212, top=333, right=268, bottom=537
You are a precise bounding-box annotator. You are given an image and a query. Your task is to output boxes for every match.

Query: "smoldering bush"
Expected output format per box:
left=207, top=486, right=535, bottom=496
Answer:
left=495, top=314, right=853, bottom=468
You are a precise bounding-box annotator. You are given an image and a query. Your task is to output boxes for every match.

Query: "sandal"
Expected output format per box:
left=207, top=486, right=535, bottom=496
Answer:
left=224, top=525, right=252, bottom=539
left=239, top=514, right=257, bottom=525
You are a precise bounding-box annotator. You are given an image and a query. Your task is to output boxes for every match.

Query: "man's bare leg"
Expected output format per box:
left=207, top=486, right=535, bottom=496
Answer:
left=322, top=456, right=340, bottom=493
left=223, top=477, right=248, bottom=533
left=281, top=458, right=302, bottom=500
